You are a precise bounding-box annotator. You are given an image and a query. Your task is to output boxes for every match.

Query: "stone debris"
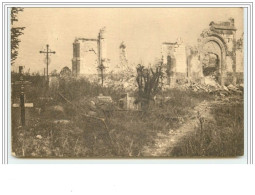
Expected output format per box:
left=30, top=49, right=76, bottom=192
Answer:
left=49, top=105, right=64, bottom=113
left=177, top=76, right=243, bottom=96
left=53, top=120, right=70, bottom=125
left=169, top=130, right=175, bottom=134
left=204, top=76, right=219, bottom=87
left=97, top=94, right=113, bottom=103
left=35, top=107, right=42, bottom=115
left=87, top=111, right=98, bottom=117
left=36, top=135, right=42, bottom=139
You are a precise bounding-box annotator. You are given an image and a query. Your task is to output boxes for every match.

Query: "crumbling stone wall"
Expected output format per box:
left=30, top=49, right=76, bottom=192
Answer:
left=72, top=39, right=98, bottom=75
left=199, top=18, right=242, bottom=85
left=186, top=49, right=203, bottom=83
left=161, top=18, right=243, bottom=87
left=72, top=28, right=107, bottom=76
left=161, top=38, right=187, bottom=87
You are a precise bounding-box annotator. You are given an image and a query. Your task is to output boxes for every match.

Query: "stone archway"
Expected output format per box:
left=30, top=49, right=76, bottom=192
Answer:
left=200, top=35, right=228, bottom=85
left=202, top=52, right=220, bottom=80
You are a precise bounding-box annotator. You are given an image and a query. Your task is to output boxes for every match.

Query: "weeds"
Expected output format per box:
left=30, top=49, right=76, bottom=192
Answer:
left=11, top=73, right=243, bottom=158
left=171, top=102, right=244, bottom=157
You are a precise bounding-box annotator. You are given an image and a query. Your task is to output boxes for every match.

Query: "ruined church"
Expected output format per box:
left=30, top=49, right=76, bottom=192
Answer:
left=72, top=18, right=243, bottom=87
left=161, top=18, right=243, bottom=87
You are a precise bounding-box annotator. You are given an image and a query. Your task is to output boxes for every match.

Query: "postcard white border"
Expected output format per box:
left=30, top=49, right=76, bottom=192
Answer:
left=1, top=1, right=253, bottom=164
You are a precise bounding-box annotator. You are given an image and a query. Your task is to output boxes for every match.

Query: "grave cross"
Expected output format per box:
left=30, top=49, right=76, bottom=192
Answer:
left=12, top=66, right=33, bottom=126
left=39, top=44, right=56, bottom=87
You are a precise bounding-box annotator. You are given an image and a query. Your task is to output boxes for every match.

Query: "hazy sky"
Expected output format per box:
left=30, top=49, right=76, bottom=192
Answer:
left=13, top=8, right=243, bottom=73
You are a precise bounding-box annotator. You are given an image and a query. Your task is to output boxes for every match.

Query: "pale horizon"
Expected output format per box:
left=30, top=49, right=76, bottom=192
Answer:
left=12, top=7, right=243, bottom=74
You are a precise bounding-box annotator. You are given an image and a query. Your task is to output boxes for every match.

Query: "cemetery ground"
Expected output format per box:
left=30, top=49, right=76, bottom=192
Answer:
left=11, top=74, right=244, bottom=158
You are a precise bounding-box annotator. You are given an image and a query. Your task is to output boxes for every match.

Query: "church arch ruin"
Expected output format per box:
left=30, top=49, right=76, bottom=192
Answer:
left=198, top=18, right=239, bottom=86
left=199, top=35, right=228, bottom=85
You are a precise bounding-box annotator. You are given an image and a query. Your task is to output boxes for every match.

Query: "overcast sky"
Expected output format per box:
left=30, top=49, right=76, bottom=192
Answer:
left=13, top=8, right=243, bottom=74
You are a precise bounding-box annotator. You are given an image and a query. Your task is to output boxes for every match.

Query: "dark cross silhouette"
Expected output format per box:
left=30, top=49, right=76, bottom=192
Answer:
left=39, top=44, right=56, bottom=87
left=97, top=63, right=106, bottom=86
left=12, top=66, right=33, bottom=126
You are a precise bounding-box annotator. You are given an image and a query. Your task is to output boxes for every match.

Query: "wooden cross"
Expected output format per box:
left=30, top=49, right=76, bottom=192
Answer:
left=12, top=66, right=33, bottom=126
left=39, top=44, right=56, bottom=87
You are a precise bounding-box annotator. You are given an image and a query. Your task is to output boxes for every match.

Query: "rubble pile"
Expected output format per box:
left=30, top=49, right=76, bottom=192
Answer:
left=179, top=76, right=243, bottom=97
left=104, top=70, right=138, bottom=92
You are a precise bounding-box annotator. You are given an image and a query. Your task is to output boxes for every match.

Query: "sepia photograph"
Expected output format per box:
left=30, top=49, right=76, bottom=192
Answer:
left=11, top=7, right=244, bottom=159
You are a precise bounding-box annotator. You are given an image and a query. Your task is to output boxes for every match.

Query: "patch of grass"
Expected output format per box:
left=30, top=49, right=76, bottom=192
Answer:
left=171, top=102, right=244, bottom=157
left=12, top=75, right=221, bottom=158
left=58, top=77, right=125, bottom=102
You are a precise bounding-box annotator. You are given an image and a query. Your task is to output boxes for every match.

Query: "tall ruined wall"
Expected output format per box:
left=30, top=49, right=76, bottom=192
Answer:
left=175, top=43, right=187, bottom=74
left=72, top=39, right=98, bottom=75
left=161, top=39, right=187, bottom=86
left=80, top=40, right=98, bottom=75
left=236, top=50, right=243, bottom=72
left=72, top=28, right=108, bottom=76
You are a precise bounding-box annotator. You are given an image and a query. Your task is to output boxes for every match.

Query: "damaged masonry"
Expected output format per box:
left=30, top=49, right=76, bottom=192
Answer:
left=161, top=18, right=243, bottom=88
left=72, top=18, right=243, bottom=90
left=11, top=8, right=244, bottom=159
left=69, top=18, right=244, bottom=111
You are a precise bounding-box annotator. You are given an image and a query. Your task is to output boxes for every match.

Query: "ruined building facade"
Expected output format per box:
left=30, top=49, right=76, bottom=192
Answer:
left=162, top=18, right=243, bottom=87
left=161, top=38, right=187, bottom=87
left=72, top=28, right=107, bottom=76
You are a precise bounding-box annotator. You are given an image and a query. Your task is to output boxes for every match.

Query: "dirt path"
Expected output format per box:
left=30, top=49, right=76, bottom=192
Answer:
left=141, top=100, right=215, bottom=157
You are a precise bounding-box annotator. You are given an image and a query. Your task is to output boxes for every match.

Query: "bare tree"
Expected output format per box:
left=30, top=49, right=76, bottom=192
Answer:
left=136, top=64, right=163, bottom=110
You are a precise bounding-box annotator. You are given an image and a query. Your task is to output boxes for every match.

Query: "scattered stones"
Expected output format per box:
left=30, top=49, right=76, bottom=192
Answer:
left=53, top=105, right=64, bottom=112
left=39, top=97, right=53, bottom=101
left=36, top=135, right=42, bottom=139
left=87, top=111, right=98, bottom=117
left=222, top=86, right=229, bottom=91
left=204, top=76, right=219, bottom=87
left=179, top=78, right=243, bottom=97
left=227, top=84, right=236, bottom=90
left=239, top=84, right=244, bottom=91
left=35, top=107, right=42, bottom=115
left=97, top=94, right=113, bottom=103
left=53, top=120, right=70, bottom=125
left=48, top=105, right=64, bottom=113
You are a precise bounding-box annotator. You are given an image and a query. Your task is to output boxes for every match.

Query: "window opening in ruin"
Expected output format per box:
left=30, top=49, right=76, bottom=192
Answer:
left=202, top=53, right=220, bottom=81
